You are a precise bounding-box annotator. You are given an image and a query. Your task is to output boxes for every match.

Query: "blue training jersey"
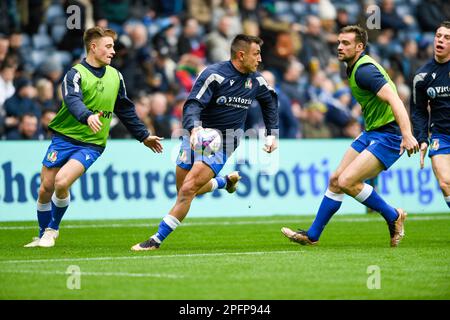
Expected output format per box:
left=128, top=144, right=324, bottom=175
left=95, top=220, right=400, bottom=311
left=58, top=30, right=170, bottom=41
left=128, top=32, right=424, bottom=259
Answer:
left=182, top=61, right=279, bottom=136
left=411, top=58, right=450, bottom=144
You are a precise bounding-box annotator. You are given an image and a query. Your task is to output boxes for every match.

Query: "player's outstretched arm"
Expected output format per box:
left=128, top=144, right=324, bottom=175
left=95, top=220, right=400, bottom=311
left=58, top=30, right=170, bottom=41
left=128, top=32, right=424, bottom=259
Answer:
left=419, top=142, right=428, bottom=169
left=376, top=83, right=419, bottom=156
left=142, top=135, right=164, bottom=153
left=410, top=72, right=430, bottom=169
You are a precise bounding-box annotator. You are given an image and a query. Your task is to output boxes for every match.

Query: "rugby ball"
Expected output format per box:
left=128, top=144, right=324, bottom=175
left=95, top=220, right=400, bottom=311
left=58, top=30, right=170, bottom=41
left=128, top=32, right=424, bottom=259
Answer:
left=195, top=128, right=222, bottom=154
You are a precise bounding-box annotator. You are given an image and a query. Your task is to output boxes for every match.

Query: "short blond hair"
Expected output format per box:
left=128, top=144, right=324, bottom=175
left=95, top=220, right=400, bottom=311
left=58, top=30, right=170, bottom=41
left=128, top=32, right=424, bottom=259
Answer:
left=83, top=26, right=117, bottom=53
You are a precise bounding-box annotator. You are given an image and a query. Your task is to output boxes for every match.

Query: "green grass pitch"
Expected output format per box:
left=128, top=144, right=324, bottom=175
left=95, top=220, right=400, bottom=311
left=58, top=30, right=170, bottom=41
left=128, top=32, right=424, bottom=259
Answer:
left=0, top=213, right=449, bottom=299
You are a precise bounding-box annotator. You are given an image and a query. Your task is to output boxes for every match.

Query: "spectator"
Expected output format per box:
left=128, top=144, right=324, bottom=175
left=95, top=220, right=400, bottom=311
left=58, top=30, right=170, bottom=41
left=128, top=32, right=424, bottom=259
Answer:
left=0, top=0, right=20, bottom=35
left=301, top=101, right=332, bottom=139
left=38, top=108, right=56, bottom=140
left=0, top=60, right=17, bottom=109
left=0, top=34, right=10, bottom=65
left=177, top=17, right=206, bottom=59
left=392, top=39, right=423, bottom=85
left=4, top=77, right=40, bottom=134
left=186, top=0, right=212, bottom=29
left=93, top=0, right=131, bottom=34
left=261, top=70, right=300, bottom=138
left=380, top=0, right=415, bottom=35
left=121, top=23, right=153, bottom=98
left=110, top=95, right=154, bottom=139
left=170, top=91, right=188, bottom=134
left=299, top=15, right=332, bottom=71
left=262, top=31, right=297, bottom=81
left=149, top=92, right=174, bottom=138
left=175, top=53, right=206, bottom=93
left=36, top=56, right=64, bottom=89
left=416, top=0, right=450, bottom=32
left=280, top=58, right=307, bottom=105
left=239, top=0, right=263, bottom=24
left=145, top=47, right=178, bottom=93
left=211, top=0, right=242, bottom=36
left=335, top=7, right=351, bottom=31
left=35, top=78, right=57, bottom=112
left=6, top=113, right=40, bottom=140
left=205, top=15, right=235, bottom=63
left=8, top=31, right=32, bottom=74
left=152, top=23, right=180, bottom=62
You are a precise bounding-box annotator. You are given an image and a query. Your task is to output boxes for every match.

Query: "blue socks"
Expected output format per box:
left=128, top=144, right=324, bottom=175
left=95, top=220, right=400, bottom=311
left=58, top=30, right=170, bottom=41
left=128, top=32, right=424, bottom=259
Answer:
left=37, top=202, right=52, bottom=238
left=47, top=194, right=70, bottom=230
left=210, top=176, right=227, bottom=191
left=307, top=189, right=344, bottom=241
left=152, top=215, right=181, bottom=244
left=355, top=183, right=398, bottom=223
left=445, top=196, right=450, bottom=209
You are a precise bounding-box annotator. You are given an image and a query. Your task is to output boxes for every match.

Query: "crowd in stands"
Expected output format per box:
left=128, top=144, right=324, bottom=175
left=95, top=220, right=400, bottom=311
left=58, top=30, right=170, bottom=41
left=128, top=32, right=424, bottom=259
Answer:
left=0, top=0, right=448, bottom=141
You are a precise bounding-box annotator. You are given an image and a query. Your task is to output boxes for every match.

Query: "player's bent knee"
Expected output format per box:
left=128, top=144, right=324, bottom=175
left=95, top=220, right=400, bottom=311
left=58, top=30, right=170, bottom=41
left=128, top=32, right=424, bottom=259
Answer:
left=39, top=183, right=54, bottom=197
left=54, top=175, right=70, bottom=192
left=337, top=174, right=353, bottom=193
left=178, top=182, right=197, bottom=200
left=329, top=173, right=341, bottom=190
left=438, top=179, right=450, bottom=193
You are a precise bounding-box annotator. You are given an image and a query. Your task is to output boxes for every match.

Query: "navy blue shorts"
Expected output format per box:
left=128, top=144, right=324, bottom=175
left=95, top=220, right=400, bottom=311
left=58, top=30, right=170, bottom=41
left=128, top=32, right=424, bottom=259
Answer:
left=42, top=135, right=102, bottom=171
left=176, top=136, right=229, bottom=176
left=351, top=130, right=402, bottom=169
left=428, top=133, right=450, bottom=157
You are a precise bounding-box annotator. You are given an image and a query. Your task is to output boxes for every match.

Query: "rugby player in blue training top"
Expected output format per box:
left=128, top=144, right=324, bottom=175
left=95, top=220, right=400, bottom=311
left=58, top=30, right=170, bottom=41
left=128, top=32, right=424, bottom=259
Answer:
left=132, top=34, right=279, bottom=251
left=411, top=21, right=450, bottom=209
left=282, top=25, right=419, bottom=247
left=24, top=27, right=163, bottom=248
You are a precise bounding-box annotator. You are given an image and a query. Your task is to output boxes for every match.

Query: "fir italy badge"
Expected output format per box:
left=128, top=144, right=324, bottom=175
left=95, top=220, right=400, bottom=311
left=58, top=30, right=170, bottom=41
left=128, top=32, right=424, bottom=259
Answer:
left=431, top=139, right=439, bottom=151
left=47, top=150, right=58, bottom=163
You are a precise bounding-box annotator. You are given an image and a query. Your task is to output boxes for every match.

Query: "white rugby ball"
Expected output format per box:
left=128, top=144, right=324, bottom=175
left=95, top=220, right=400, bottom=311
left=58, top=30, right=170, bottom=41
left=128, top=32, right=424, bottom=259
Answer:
left=196, top=128, right=222, bottom=154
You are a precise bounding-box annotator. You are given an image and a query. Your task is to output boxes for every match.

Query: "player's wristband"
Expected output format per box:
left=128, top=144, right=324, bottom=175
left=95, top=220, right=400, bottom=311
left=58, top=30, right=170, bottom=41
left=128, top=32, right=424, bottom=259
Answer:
left=265, top=135, right=275, bottom=147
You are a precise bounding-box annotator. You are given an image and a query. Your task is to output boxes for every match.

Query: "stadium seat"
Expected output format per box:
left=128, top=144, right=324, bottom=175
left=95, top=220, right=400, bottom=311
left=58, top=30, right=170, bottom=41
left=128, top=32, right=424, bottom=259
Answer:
left=32, top=33, right=53, bottom=50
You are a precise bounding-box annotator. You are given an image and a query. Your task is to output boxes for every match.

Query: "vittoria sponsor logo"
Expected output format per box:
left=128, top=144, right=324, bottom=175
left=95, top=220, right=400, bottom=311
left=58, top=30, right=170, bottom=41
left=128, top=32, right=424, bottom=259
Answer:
left=216, top=96, right=253, bottom=109
left=427, top=86, right=450, bottom=99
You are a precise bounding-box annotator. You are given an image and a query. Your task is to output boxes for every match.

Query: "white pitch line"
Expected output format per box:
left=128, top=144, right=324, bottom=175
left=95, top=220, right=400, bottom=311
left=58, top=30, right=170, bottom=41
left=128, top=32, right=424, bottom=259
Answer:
left=0, top=250, right=302, bottom=265
left=0, top=269, right=182, bottom=279
left=0, top=215, right=449, bottom=230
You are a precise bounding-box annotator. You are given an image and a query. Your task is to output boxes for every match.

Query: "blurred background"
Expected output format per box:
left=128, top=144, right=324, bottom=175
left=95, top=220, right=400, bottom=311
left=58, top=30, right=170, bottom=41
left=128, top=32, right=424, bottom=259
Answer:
left=0, top=0, right=448, bottom=142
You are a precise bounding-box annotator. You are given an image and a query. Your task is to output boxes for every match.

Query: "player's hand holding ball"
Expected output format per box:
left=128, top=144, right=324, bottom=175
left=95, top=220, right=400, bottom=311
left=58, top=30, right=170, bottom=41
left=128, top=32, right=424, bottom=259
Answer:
left=190, top=126, right=203, bottom=151
left=191, top=127, right=222, bottom=155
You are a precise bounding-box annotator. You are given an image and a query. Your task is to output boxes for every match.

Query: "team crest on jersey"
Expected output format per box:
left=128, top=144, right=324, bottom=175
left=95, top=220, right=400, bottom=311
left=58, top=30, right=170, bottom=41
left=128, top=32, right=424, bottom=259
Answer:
left=431, top=139, right=439, bottom=151
left=245, top=78, right=252, bottom=89
left=47, top=151, right=58, bottom=163
left=96, top=80, right=104, bottom=93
